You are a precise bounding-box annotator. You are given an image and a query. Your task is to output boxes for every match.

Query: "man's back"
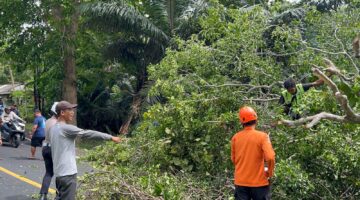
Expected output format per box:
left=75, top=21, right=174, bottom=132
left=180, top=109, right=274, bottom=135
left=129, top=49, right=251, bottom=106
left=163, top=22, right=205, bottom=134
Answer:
left=44, top=116, right=57, bottom=144
left=33, top=115, right=46, bottom=138
left=231, top=127, right=275, bottom=187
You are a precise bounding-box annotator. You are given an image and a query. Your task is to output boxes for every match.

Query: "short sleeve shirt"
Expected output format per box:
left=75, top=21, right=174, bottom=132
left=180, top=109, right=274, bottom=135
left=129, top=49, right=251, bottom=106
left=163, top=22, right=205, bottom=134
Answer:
left=33, top=116, right=46, bottom=138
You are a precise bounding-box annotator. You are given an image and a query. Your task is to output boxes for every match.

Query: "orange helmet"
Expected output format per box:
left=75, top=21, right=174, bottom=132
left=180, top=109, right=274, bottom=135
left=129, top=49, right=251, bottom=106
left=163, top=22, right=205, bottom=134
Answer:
left=239, top=106, right=257, bottom=124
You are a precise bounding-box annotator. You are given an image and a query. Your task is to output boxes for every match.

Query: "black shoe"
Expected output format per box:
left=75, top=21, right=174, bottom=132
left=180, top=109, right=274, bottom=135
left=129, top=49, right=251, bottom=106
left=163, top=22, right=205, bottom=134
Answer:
left=39, top=194, right=47, bottom=200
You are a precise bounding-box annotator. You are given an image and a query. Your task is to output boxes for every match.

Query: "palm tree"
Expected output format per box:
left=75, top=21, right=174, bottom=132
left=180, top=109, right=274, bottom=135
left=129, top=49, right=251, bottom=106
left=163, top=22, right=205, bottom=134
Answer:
left=81, top=1, right=169, bottom=134
left=81, top=0, right=209, bottom=134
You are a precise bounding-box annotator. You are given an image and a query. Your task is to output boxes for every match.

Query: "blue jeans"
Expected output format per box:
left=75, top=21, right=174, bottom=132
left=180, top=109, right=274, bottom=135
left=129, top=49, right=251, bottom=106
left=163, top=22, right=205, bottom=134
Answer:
left=1, top=123, right=12, bottom=134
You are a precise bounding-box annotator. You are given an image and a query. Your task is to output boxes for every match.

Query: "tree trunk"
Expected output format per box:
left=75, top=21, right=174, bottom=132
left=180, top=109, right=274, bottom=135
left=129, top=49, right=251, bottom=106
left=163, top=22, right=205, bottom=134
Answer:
left=167, top=0, right=175, bottom=34
left=34, top=65, right=40, bottom=109
left=119, top=94, right=142, bottom=134
left=119, top=62, right=148, bottom=134
left=57, top=0, right=80, bottom=124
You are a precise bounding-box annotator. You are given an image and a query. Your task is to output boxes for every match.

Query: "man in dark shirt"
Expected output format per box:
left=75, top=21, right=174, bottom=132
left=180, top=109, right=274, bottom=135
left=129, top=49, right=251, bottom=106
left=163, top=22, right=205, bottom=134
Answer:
left=279, top=77, right=324, bottom=119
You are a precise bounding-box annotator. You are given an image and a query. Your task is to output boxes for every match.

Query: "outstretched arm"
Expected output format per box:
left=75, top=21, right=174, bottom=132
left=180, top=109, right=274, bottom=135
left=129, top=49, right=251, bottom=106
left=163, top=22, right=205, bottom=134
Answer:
left=308, top=66, right=336, bottom=88
left=62, top=124, right=121, bottom=142
left=311, top=78, right=324, bottom=87
left=12, top=112, right=25, bottom=123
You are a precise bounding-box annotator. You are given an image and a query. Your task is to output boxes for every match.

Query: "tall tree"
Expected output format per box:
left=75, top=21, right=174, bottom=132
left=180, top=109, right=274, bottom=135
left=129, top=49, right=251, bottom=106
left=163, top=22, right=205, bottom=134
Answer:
left=82, top=0, right=169, bottom=133
left=81, top=0, right=209, bottom=133
left=49, top=0, right=81, bottom=120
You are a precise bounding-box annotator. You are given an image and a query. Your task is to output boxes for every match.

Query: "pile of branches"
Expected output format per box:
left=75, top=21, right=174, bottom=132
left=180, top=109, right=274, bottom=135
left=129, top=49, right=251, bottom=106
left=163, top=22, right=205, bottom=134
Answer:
left=77, top=171, right=161, bottom=200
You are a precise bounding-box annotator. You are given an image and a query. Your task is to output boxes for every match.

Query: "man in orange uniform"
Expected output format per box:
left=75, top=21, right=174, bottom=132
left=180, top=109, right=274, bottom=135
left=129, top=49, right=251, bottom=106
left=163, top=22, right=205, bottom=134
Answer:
left=231, top=106, right=275, bottom=200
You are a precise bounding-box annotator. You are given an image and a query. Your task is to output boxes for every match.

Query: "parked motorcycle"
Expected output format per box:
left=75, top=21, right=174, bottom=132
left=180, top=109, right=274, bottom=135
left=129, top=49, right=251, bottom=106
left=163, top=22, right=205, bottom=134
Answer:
left=0, top=120, right=26, bottom=148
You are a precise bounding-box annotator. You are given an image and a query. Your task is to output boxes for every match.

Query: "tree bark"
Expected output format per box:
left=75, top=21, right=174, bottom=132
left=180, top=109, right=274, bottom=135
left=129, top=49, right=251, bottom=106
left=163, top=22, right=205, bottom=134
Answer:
left=119, top=94, right=142, bottom=134
left=53, top=0, right=80, bottom=124
left=167, top=0, right=175, bottom=34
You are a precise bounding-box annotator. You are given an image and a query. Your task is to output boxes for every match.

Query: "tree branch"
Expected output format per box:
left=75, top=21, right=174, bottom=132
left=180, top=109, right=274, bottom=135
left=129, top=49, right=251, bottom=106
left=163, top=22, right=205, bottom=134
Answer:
left=243, top=98, right=279, bottom=102
left=322, top=58, right=353, bottom=82
left=205, top=81, right=282, bottom=94
left=312, top=67, right=339, bottom=94
left=281, top=59, right=360, bottom=128
left=280, top=112, right=347, bottom=128
left=312, top=67, right=360, bottom=120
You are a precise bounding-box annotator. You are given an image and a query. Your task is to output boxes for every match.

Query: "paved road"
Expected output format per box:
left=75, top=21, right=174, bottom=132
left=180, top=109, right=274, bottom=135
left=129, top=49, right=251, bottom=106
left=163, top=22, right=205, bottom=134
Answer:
left=0, top=139, right=93, bottom=200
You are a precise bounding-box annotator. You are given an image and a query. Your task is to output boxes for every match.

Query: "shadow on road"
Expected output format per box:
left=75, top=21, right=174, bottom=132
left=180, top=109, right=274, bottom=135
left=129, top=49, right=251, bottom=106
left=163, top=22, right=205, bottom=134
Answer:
left=1, top=140, right=30, bottom=148
left=0, top=144, right=16, bottom=148
left=4, top=195, right=32, bottom=200
left=7, top=156, right=42, bottom=161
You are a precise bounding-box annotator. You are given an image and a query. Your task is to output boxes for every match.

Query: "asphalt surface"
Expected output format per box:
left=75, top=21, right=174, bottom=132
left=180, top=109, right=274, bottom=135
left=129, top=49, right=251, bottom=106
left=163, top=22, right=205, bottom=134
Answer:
left=0, top=139, right=93, bottom=200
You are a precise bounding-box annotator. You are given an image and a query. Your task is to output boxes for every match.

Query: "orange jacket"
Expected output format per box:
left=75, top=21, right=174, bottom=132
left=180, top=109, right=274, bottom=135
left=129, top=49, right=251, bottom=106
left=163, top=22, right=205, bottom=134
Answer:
left=231, top=126, right=275, bottom=187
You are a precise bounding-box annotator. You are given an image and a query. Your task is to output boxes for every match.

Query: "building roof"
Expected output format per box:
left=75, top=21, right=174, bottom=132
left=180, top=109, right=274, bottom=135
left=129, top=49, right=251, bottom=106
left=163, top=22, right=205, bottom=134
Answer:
left=0, top=83, right=24, bottom=95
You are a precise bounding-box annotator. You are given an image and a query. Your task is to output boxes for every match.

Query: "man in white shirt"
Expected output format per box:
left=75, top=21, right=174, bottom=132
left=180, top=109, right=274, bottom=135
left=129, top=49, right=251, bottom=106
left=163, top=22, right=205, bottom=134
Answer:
left=1, top=107, right=25, bottom=134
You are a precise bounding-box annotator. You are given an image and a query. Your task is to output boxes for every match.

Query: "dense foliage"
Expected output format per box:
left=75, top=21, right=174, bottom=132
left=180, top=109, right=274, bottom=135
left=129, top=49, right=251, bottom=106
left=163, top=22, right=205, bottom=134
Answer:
left=79, top=1, right=360, bottom=199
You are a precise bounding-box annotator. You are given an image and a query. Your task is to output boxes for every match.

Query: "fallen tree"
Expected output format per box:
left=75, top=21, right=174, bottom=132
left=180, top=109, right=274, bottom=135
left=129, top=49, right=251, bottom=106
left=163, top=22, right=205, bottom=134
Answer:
left=281, top=55, right=360, bottom=128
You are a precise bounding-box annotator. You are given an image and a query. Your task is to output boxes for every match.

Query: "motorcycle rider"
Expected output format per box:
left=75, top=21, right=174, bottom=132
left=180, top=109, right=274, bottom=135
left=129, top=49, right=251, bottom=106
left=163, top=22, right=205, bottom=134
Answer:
left=1, top=107, right=25, bottom=134
left=10, top=104, right=20, bottom=116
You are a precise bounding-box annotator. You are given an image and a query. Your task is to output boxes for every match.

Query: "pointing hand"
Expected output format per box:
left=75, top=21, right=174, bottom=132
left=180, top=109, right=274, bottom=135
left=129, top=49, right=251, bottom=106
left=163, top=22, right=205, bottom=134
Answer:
left=111, top=136, right=121, bottom=143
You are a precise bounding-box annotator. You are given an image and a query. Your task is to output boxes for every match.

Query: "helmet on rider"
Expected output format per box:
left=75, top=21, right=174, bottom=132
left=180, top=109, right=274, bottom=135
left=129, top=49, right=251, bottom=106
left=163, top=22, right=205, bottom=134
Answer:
left=4, top=107, right=11, bottom=114
left=238, top=106, right=257, bottom=124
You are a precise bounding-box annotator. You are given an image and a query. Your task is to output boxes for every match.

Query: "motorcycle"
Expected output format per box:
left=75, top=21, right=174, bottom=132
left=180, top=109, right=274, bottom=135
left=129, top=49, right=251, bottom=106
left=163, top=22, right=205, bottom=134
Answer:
left=0, top=120, right=26, bottom=148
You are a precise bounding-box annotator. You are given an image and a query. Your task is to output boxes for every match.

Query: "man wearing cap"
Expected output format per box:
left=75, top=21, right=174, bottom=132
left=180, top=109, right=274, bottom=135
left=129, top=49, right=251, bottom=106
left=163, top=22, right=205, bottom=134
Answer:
left=39, top=102, right=58, bottom=200
left=50, top=101, right=121, bottom=200
left=231, top=106, right=275, bottom=200
left=30, top=108, right=46, bottom=159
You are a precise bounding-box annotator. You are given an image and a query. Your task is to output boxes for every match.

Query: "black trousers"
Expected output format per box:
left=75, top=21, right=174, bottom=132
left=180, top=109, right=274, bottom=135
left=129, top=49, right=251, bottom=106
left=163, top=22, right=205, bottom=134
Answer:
left=235, top=185, right=271, bottom=200
left=55, top=174, right=77, bottom=200
left=40, top=146, right=54, bottom=194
